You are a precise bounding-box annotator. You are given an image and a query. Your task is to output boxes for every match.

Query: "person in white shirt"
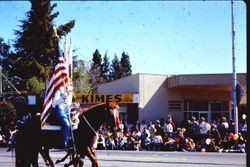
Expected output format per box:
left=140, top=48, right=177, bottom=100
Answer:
left=52, top=85, right=71, bottom=150
left=199, top=117, right=208, bottom=146
left=163, top=118, right=174, bottom=137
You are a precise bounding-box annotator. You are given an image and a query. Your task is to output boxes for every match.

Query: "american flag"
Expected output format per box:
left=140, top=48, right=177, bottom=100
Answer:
left=40, top=40, right=69, bottom=125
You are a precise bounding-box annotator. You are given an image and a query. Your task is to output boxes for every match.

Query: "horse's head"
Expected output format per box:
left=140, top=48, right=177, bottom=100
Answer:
left=105, top=102, right=121, bottom=131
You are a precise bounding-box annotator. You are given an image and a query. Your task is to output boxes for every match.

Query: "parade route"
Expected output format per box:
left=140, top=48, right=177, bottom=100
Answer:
left=0, top=148, right=246, bottom=167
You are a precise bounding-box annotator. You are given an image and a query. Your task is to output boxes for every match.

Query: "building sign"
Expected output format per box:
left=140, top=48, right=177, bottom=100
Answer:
left=80, top=94, right=137, bottom=104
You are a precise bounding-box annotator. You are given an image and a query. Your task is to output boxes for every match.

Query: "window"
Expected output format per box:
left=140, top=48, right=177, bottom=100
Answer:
left=168, top=100, right=182, bottom=111
left=184, top=100, right=208, bottom=111
left=211, top=101, right=229, bottom=111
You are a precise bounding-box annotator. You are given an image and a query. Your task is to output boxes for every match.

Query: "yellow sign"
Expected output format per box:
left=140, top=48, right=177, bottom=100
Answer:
left=80, top=94, right=134, bottom=104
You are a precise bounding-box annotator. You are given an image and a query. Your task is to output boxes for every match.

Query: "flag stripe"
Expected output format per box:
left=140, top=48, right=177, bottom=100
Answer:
left=41, top=45, right=69, bottom=125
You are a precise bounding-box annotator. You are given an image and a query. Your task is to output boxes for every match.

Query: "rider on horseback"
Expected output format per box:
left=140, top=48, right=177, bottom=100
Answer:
left=52, top=84, right=72, bottom=150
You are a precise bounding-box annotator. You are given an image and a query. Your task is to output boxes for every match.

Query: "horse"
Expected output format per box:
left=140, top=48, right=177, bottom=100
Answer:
left=15, top=102, right=121, bottom=167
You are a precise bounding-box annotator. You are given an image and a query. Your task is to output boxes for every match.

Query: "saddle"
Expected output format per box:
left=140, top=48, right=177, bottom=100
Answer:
left=41, top=102, right=80, bottom=131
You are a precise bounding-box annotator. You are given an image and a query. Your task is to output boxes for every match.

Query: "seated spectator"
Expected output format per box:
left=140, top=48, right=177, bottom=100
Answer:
left=123, top=135, right=135, bottom=150
left=233, top=133, right=246, bottom=153
left=96, top=132, right=106, bottom=150
left=144, top=133, right=152, bottom=151
left=116, top=133, right=125, bottom=150
left=210, top=129, right=222, bottom=148
left=124, top=128, right=132, bottom=138
left=152, top=131, right=163, bottom=151
left=132, top=135, right=142, bottom=151
left=105, top=136, right=116, bottom=150
left=163, top=133, right=176, bottom=151
left=205, top=138, right=219, bottom=152
left=175, top=128, right=186, bottom=151
left=185, top=137, right=196, bottom=152
left=132, top=127, right=141, bottom=139
left=221, top=133, right=235, bottom=152
left=141, top=127, right=150, bottom=150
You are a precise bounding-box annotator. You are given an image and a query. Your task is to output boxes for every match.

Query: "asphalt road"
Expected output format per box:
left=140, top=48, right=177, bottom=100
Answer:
left=0, top=148, right=246, bottom=167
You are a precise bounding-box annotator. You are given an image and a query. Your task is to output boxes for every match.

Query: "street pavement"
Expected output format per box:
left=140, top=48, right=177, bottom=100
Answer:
left=0, top=148, right=246, bottom=167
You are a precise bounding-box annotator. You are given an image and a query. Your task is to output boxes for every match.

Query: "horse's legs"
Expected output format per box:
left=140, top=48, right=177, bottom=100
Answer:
left=55, top=150, right=71, bottom=164
left=85, top=146, right=98, bottom=167
left=30, top=152, right=39, bottom=167
left=40, top=147, right=54, bottom=167
left=63, top=150, right=81, bottom=167
left=15, top=145, right=29, bottom=167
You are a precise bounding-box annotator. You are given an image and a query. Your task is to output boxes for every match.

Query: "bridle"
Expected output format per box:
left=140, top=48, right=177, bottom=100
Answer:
left=81, top=104, right=115, bottom=136
left=82, top=114, right=97, bottom=135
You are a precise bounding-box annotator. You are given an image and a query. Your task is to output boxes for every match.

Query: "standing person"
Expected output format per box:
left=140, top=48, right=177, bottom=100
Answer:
left=190, top=117, right=199, bottom=143
left=140, top=120, right=147, bottom=132
left=52, top=85, right=71, bottom=150
left=199, top=117, right=208, bottom=146
left=163, top=117, right=174, bottom=137
left=239, top=119, right=247, bottom=139
left=220, top=117, right=229, bottom=140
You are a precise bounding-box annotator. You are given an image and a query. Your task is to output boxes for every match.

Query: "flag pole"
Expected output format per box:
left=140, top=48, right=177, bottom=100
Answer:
left=231, top=0, right=238, bottom=134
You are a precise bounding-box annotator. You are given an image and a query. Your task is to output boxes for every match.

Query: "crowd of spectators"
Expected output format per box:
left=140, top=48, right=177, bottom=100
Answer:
left=0, top=115, right=247, bottom=154
left=0, top=122, right=16, bottom=150
left=94, top=115, right=247, bottom=153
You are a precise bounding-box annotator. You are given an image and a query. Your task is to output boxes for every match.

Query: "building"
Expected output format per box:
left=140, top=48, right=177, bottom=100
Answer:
left=94, top=73, right=246, bottom=126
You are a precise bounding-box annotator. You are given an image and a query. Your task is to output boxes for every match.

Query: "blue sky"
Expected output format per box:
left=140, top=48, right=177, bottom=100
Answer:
left=0, top=1, right=246, bottom=75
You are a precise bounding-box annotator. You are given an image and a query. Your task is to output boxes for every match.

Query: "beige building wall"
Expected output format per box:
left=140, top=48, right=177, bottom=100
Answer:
left=98, top=73, right=247, bottom=125
left=138, top=74, right=169, bottom=122
left=98, top=74, right=139, bottom=94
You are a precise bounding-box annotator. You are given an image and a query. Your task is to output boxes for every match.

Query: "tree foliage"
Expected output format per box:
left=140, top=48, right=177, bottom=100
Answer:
left=13, top=0, right=75, bottom=82
left=102, top=51, right=111, bottom=82
left=89, top=50, right=133, bottom=88
left=120, top=51, right=132, bottom=77
left=89, top=49, right=103, bottom=93
left=110, top=54, right=122, bottom=81
left=26, top=76, right=45, bottom=95
left=73, top=57, right=91, bottom=95
left=0, top=102, right=17, bottom=128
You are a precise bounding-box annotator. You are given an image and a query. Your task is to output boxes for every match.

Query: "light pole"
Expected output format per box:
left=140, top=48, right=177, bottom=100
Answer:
left=231, top=0, right=238, bottom=134
left=0, top=65, right=2, bottom=97
left=0, top=43, right=3, bottom=97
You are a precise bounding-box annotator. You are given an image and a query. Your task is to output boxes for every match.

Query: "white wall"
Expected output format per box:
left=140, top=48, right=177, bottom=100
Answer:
left=98, top=74, right=139, bottom=94
left=138, top=74, right=169, bottom=122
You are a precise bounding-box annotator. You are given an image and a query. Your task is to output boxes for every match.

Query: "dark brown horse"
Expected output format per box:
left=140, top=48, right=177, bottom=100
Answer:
left=15, top=102, right=121, bottom=167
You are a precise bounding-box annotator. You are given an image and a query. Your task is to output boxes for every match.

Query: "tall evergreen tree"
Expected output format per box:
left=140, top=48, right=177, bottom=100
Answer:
left=13, top=0, right=75, bottom=82
left=110, top=54, right=122, bottom=81
left=0, top=38, right=23, bottom=92
left=73, top=57, right=91, bottom=95
left=102, top=51, right=110, bottom=82
left=89, top=49, right=102, bottom=93
left=120, top=51, right=132, bottom=77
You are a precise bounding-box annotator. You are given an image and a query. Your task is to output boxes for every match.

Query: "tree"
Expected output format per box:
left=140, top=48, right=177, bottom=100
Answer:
left=73, top=57, right=91, bottom=95
left=0, top=38, right=24, bottom=93
left=26, top=76, right=45, bottom=95
left=89, top=49, right=103, bottom=93
left=102, top=51, right=110, bottom=82
left=13, top=0, right=75, bottom=83
left=0, top=102, right=16, bottom=128
left=120, top=51, right=132, bottom=77
left=110, top=54, right=122, bottom=81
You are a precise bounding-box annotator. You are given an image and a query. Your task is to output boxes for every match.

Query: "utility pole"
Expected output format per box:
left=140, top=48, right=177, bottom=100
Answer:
left=0, top=65, right=2, bottom=97
left=231, top=0, right=238, bottom=134
left=0, top=43, right=3, bottom=97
